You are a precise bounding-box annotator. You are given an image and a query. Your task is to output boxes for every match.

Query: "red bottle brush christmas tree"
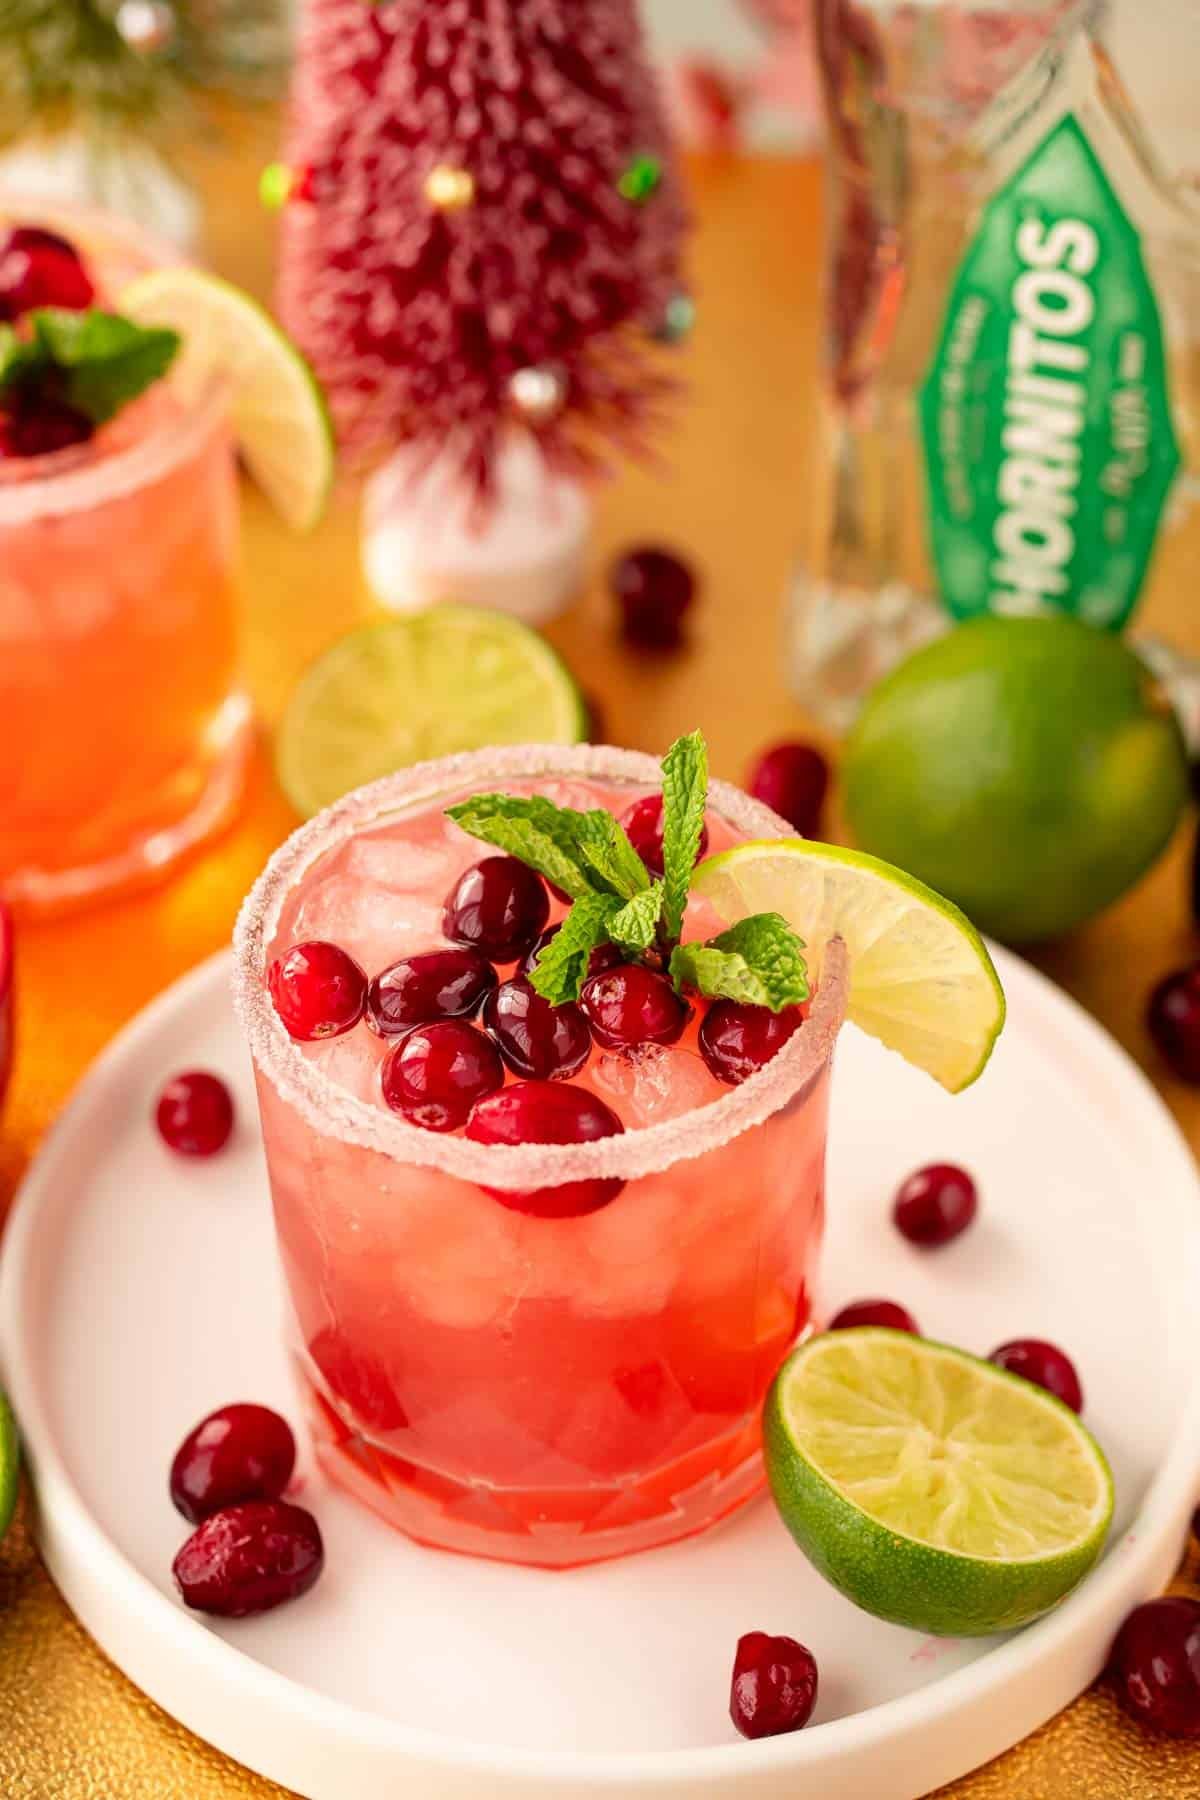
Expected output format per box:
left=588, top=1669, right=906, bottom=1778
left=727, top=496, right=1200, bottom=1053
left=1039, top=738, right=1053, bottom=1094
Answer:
left=274, top=0, right=689, bottom=494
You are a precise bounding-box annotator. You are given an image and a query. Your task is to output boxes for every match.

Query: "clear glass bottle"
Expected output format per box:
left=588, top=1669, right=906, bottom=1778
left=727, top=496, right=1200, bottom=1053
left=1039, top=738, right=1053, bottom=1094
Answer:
left=790, top=0, right=1200, bottom=730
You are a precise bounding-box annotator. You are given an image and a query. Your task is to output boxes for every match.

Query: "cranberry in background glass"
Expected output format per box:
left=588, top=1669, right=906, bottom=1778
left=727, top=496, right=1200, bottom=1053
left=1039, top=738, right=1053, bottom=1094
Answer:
left=989, top=1338, right=1083, bottom=1413
left=268, top=939, right=367, bottom=1041
left=521, top=923, right=621, bottom=980
left=170, top=1404, right=296, bottom=1524
left=619, top=792, right=709, bottom=880
left=730, top=1631, right=819, bottom=1739
left=173, top=1500, right=324, bottom=1618
left=443, top=855, right=549, bottom=963
left=367, top=947, right=496, bottom=1036
left=467, top=1081, right=625, bottom=1216
left=1109, top=1597, right=1200, bottom=1738
left=1147, top=963, right=1200, bottom=1082
left=155, top=1070, right=235, bottom=1157
left=0, top=225, right=95, bottom=320
left=381, top=1019, right=503, bottom=1131
left=581, top=964, right=688, bottom=1049
left=893, top=1163, right=978, bottom=1247
left=483, top=977, right=591, bottom=1080
left=610, top=545, right=696, bottom=649
left=748, top=742, right=830, bottom=838
left=699, top=999, right=806, bottom=1086
left=828, top=1298, right=918, bottom=1334
left=0, top=395, right=94, bottom=460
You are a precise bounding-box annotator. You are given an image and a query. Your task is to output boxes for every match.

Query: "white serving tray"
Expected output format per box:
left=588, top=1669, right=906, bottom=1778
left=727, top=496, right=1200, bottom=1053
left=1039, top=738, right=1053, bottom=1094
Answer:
left=3, top=947, right=1198, bottom=1800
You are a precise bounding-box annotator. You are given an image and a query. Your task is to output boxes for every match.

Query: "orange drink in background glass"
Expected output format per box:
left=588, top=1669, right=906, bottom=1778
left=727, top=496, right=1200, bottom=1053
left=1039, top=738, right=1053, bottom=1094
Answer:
left=235, top=746, right=846, bottom=1569
left=0, top=203, right=247, bottom=913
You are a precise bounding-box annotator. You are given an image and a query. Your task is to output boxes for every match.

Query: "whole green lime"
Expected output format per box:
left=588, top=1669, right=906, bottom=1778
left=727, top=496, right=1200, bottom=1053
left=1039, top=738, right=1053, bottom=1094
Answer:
left=843, top=616, right=1189, bottom=944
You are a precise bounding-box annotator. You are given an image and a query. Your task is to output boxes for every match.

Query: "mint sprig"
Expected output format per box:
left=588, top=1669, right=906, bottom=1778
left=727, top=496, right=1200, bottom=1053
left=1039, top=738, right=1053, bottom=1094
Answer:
left=670, top=914, right=810, bottom=1010
left=448, top=730, right=811, bottom=1012
left=0, top=308, right=180, bottom=425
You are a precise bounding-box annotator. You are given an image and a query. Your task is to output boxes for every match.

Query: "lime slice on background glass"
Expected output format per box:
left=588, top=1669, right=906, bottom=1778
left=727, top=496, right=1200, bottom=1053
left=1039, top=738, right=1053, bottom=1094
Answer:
left=691, top=839, right=1005, bottom=1092
left=276, top=607, right=588, bottom=818
left=0, top=1388, right=19, bottom=1542
left=119, top=268, right=333, bottom=531
left=765, top=1329, right=1113, bottom=1637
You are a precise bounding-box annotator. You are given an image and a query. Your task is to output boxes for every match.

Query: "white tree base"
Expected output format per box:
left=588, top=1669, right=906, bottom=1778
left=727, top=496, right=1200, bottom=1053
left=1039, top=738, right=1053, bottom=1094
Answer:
left=0, top=132, right=199, bottom=251
left=361, top=435, right=591, bottom=626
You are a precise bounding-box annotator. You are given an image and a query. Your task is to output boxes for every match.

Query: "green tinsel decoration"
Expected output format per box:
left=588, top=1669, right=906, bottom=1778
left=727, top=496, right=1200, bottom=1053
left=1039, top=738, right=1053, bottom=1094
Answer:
left=0, top=0, right=289, bottom=143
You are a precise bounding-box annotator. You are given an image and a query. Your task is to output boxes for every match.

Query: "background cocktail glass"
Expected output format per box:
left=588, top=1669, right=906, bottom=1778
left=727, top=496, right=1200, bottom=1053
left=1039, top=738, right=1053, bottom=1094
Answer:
left=234, top=745, right=847, bottom=1569
left=0, top=201, right=247, bottom=913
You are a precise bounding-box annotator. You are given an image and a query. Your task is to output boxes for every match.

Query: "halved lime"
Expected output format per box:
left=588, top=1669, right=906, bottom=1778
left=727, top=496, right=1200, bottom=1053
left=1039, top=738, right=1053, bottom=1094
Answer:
left=691, top=839, right=1005, bottom=1091
left=765, top=1330, right=1113, bottom=1637
left=276, top=607, right=588, bottom=817
left=120, top=268, right=333, bottom=531
left=0, top=1389, right=19, bottom=1542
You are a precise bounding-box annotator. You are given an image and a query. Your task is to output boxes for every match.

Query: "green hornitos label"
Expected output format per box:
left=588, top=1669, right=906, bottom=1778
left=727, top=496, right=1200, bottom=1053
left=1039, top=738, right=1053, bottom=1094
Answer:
left=919, top=113, right=1179, bottom=629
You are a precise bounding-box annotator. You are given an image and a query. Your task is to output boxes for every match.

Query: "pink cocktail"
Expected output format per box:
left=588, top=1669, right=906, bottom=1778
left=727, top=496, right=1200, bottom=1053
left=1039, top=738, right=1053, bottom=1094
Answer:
left=0, top=203, right=247, bottom=912
left=235, top=746, right=845, bottom=1568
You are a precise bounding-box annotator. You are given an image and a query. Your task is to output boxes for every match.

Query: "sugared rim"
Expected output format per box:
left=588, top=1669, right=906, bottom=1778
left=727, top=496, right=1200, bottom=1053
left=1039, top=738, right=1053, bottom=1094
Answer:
left=232, top=743, right=847, bottom=1188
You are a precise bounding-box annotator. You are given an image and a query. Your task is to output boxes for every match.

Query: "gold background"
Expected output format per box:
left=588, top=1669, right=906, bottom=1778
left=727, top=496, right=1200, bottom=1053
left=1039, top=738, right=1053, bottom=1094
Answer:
left=2, top=121, right=1199, bottom=1797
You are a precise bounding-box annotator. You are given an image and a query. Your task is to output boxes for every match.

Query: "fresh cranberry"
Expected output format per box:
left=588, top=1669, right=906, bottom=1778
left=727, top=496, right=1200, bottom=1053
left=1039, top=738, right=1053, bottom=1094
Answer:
left=610, top=546, right=696, bottom=649
left=308, top=1327, right=408, bottom=1432
left=581, top=964, right=688, bottom=1049
left=1148, top=964, right=1200, bottom=1082
left=172, top=1500, right=323, bottom=1618
left=381, top=1019, right=503, bottom=1130
left=0, top=395, right=93, bottom=459
left=619, top=792, right=710, bottom=880
left=0, top=225, right=95, bottom=319
left=748, top=742, right=830, bottom=838
left=698, top=1000, right=806, bottom=1085
left=1109, top=1597, right=1200, bottom=1737
left=170, top=1404, right=296, bottom=1524
left=155, top=1071, right=234, bottom=1157
left=268, top=940, right=367, bottom=1041
left=482, top=977, right=591, bottom=1080
left=366, top=947, right=496, bottom=1036
left=730, top=1631, right=819, bottom=1739
left=989, top=1339, right=1083, bottom=1413
left=466, top=1081, right=625, bottom=1216
left=893, top=1163, right=978, bottom=1247
left=443, top=856, right=549, bottom=963
left=521, top=924, right=621, bottom=980
left=828, top=1299, right=918, bottom=1333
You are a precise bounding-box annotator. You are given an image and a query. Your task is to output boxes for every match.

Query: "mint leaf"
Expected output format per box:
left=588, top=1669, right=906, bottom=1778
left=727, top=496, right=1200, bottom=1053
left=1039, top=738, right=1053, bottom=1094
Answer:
left=574, top=810, right=651, bottom=899
left=527, top=894, right=617, bottom=1005
left=607, top=881, right=664, bottom=955
left=659, top=731, right=708, bottom=944
left=446, top=794, right=598, bottom=900
left=10, top=309, right=180, bottom=424
left=670, top=913, right=809, bottom=1011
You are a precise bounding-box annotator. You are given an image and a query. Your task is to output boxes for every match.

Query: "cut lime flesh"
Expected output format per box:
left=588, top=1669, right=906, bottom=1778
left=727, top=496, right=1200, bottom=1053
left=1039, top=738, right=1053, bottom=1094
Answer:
left=692, top=838, right=1005, bottom=1091
left=765, top=1330, right=1113, bottom=1637
left=276, top=607, right=588, bottom=818
left=120, top=268, right=333, bottom=531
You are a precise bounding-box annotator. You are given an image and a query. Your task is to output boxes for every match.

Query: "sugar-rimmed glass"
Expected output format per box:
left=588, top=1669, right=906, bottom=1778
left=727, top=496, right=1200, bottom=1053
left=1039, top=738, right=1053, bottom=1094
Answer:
left=234, top=745, right=847, bottom=1568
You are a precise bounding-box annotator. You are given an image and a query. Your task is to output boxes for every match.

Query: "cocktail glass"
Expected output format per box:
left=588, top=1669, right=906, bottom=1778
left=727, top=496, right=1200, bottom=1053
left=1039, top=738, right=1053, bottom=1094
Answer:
left=234, top=745, right=847, bottom=1569
left=0, top=201, right=248, bottom=912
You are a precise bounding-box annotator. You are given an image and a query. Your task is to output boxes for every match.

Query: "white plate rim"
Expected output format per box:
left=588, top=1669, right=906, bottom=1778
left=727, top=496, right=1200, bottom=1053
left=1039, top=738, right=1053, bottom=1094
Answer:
left=2, top=945, right=1199, bottom=1792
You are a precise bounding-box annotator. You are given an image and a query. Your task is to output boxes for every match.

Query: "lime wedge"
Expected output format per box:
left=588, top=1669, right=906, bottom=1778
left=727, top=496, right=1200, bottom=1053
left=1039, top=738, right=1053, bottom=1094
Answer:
left=120, top=269, right=333, bottom=531
left=765, top=1330, right=1113, bottom=1636
left=0, top=1388, right=19, bottom=1542
left=276, top=607, right=588, bottom=817
left=691, top=839, right=1005, bottom=1092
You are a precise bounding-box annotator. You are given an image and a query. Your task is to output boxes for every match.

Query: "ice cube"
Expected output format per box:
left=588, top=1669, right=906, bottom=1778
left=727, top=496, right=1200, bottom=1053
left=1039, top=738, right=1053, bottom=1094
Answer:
left=589, top=1045, right=716, bottom=1128
left=292, top=876, right=445, bottom=970
left=346, top=835, right=458, bottom=893
left=303, top=1031, right=386, bottom=1107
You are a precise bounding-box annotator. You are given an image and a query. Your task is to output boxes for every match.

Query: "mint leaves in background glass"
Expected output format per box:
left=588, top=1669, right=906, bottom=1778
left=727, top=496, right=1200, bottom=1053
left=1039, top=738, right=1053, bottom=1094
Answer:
left=447, top=732, right=810, bottom=1011
left=0, top=308, right=180, bottom=427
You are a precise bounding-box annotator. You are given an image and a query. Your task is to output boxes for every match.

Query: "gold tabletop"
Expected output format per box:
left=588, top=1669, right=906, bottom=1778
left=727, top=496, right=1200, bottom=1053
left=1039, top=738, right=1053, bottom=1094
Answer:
left=1, top=116, right=1198, bottom=1798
